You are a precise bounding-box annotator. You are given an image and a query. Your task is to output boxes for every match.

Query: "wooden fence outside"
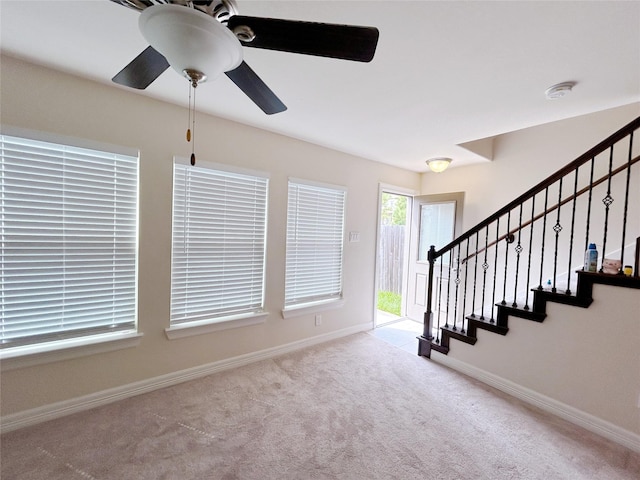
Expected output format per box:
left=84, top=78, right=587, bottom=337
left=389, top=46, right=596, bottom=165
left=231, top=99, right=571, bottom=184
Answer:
left=377, top=225, right=406, bottom=294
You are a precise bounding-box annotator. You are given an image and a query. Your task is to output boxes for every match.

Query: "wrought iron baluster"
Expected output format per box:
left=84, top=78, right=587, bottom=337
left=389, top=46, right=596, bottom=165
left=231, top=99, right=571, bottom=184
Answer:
left=538, top=187, right=549, bottom=289
left=600, top=146, right=615, bottom=271
left=512, top=203, right=523, bottom=307
left=501, top=211, right=511, bottom=305
left=584, top=156, right=595, bottom=255
left=480, top=225, right=489, bottom=319
left=566, top=167, right=579, bottom=294
left=524, top=195, right=535, bottom=310
left=552, top=179, right=563, bottom=293
left=491, top=218, right=500, bottom=322
left=620, top=131, right=634, bottom=271
left=436, top=255, right=444, bottom=344
left=470, top=231, right=479, bottom=318
left=461, top=239, right=470, bottom=332
left=452, top=245, right=461, bottom=331
left=444, top=250, right=453, bottom=328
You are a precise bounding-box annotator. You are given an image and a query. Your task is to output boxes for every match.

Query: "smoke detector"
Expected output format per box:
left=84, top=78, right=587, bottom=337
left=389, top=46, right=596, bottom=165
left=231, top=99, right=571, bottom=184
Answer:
left=545, top=82, right=576, bottom=100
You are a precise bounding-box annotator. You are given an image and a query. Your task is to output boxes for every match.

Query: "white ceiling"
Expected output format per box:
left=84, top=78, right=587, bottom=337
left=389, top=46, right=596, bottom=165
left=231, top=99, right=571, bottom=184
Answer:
left=1, top=0, right=639, bottom=172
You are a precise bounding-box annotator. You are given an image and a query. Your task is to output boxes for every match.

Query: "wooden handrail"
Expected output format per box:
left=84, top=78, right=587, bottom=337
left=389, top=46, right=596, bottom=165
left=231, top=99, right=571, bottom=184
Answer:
left=462, top=154, right=640, bottom=263
left=433, top=115, right=640, bottom=259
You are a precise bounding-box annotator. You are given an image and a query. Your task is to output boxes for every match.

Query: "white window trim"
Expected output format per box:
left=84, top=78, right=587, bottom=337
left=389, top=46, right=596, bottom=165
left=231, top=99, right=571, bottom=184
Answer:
left=0, top=125, right=139, bottom=158
left=173, top=156, right=270, bottom=179
left=0, top=127, right=140, bottom=360
left=170, top=157, right=269, bottom=330
left=284, top=177, right=347, bottom=310
left=288, top=177, right=348, bottom=193
left=0, top=331, right=143, bottom=371
left=165, top=311, right=269, bottom=340
left=281, top=297, right=346, bottom=319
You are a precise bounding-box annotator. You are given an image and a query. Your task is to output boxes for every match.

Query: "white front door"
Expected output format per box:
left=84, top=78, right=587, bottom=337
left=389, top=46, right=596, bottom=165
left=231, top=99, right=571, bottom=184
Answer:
left=406, top=193, right=464, bottom=324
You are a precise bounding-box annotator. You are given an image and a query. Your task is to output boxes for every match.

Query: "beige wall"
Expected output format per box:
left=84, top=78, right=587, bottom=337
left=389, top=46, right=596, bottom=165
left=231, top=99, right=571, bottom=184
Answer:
left=421, top=103, right=640, bottom=230
left=2, top=54, right=639, bottom=444
left=0, top=55, right=420, bottom=415
left=420, top=105, right=640, bottom=438
left=435, top=284, right=640, bottom=436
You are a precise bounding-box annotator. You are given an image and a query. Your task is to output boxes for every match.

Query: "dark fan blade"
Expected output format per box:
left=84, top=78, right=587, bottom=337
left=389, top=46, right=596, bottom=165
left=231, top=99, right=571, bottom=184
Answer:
left=225, top=61, right=287, bottom=115
left=227, top=16, right=379, bottom=62
left=112, top=46, right=170, bottom=89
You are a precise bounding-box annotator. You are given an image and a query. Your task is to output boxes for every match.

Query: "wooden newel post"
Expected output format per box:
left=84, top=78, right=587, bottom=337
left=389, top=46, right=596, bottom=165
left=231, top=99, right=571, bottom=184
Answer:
left=417, top=245, right=436, bottom=357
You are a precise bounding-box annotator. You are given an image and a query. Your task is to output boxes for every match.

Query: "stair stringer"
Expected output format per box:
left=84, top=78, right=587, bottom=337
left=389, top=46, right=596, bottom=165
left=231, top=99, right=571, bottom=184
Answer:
left=422, top=271, right=640, bottom=355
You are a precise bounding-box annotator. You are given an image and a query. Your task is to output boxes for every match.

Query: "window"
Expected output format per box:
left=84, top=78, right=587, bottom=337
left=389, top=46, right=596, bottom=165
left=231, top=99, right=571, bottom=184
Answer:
left=170, top=159, right=268, bottom=328
left=0, top=134, right=138, bottom=352
left=284, top=179, right=346, bottom=310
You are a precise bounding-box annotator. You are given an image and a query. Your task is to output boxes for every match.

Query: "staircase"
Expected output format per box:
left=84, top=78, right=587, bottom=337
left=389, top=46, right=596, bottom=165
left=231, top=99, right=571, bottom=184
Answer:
left=425, top=269, right=640, bottom=356
left=417, top=116, right=640, bottom=358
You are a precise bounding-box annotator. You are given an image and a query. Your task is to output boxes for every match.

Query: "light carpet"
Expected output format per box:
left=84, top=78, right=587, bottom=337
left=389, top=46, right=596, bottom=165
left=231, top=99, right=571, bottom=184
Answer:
left=2, top=332, right=639, bottom=479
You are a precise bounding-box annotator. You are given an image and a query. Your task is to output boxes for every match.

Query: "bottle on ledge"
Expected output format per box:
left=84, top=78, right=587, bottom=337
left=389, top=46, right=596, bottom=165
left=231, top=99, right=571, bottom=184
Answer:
left=584, top=243, right=598, bottom=272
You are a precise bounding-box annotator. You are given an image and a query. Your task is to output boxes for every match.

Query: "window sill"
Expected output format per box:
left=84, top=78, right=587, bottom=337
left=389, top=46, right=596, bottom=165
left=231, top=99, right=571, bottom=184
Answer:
left=165, top=311, right=269, bottom=340
left=281, top=298, right=346, bottom=319
left=0, top=331, right=143, bottom=371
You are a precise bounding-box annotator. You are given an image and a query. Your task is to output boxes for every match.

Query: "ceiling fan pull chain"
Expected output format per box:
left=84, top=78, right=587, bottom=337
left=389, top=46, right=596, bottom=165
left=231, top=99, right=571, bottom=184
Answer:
left=190, top=81, right=197, bottom=166
left=186, top=81, right=192, bottom=143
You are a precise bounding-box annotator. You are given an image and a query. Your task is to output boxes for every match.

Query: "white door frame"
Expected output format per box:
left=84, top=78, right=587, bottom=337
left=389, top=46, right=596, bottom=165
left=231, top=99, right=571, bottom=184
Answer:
left=374, top=184, right=418, bottom=326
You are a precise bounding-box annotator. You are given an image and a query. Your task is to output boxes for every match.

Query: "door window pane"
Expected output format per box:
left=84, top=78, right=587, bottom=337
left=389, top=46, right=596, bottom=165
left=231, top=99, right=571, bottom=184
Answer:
left=418, top=201, right=456, bottom=261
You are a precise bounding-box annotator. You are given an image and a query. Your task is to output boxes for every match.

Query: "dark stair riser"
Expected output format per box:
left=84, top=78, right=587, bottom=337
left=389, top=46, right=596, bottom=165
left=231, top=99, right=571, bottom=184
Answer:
left=468, top=316, right=509, bottom=336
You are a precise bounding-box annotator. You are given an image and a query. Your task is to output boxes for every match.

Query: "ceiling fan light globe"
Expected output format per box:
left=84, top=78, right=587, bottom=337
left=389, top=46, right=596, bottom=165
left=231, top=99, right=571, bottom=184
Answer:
left=139, top=4, right=243, bottom=82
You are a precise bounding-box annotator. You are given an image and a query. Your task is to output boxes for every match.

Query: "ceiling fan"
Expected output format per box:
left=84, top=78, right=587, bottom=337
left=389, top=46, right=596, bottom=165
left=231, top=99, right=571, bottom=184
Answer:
left=110, top=0, right=380, bottom=115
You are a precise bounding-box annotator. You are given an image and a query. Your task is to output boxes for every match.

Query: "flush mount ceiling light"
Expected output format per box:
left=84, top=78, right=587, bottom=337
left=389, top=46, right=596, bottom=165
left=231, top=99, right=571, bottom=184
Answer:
left=426, top=157, right=452, bottom=173
left=545, top=81, right=576, bottom=100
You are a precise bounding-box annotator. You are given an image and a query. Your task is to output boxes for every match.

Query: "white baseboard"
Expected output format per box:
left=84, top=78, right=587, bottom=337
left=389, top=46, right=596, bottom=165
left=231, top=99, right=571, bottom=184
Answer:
left=431, top=352, right=640, bottom=453
left=1, top=322, right=372, bottom=433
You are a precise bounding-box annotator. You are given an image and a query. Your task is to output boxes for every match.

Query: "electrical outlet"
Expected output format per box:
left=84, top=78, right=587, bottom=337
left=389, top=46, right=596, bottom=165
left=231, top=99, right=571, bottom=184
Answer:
left=315, top=314, right=322, bottom=326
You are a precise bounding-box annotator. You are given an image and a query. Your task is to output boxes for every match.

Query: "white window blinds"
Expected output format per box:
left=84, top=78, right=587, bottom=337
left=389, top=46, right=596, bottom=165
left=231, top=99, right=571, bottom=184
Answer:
left=170, top=160, right=268, bottom=325
left=285, top=179, right=346, bottom=307
left=0, top=134, right=138, bottom=349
